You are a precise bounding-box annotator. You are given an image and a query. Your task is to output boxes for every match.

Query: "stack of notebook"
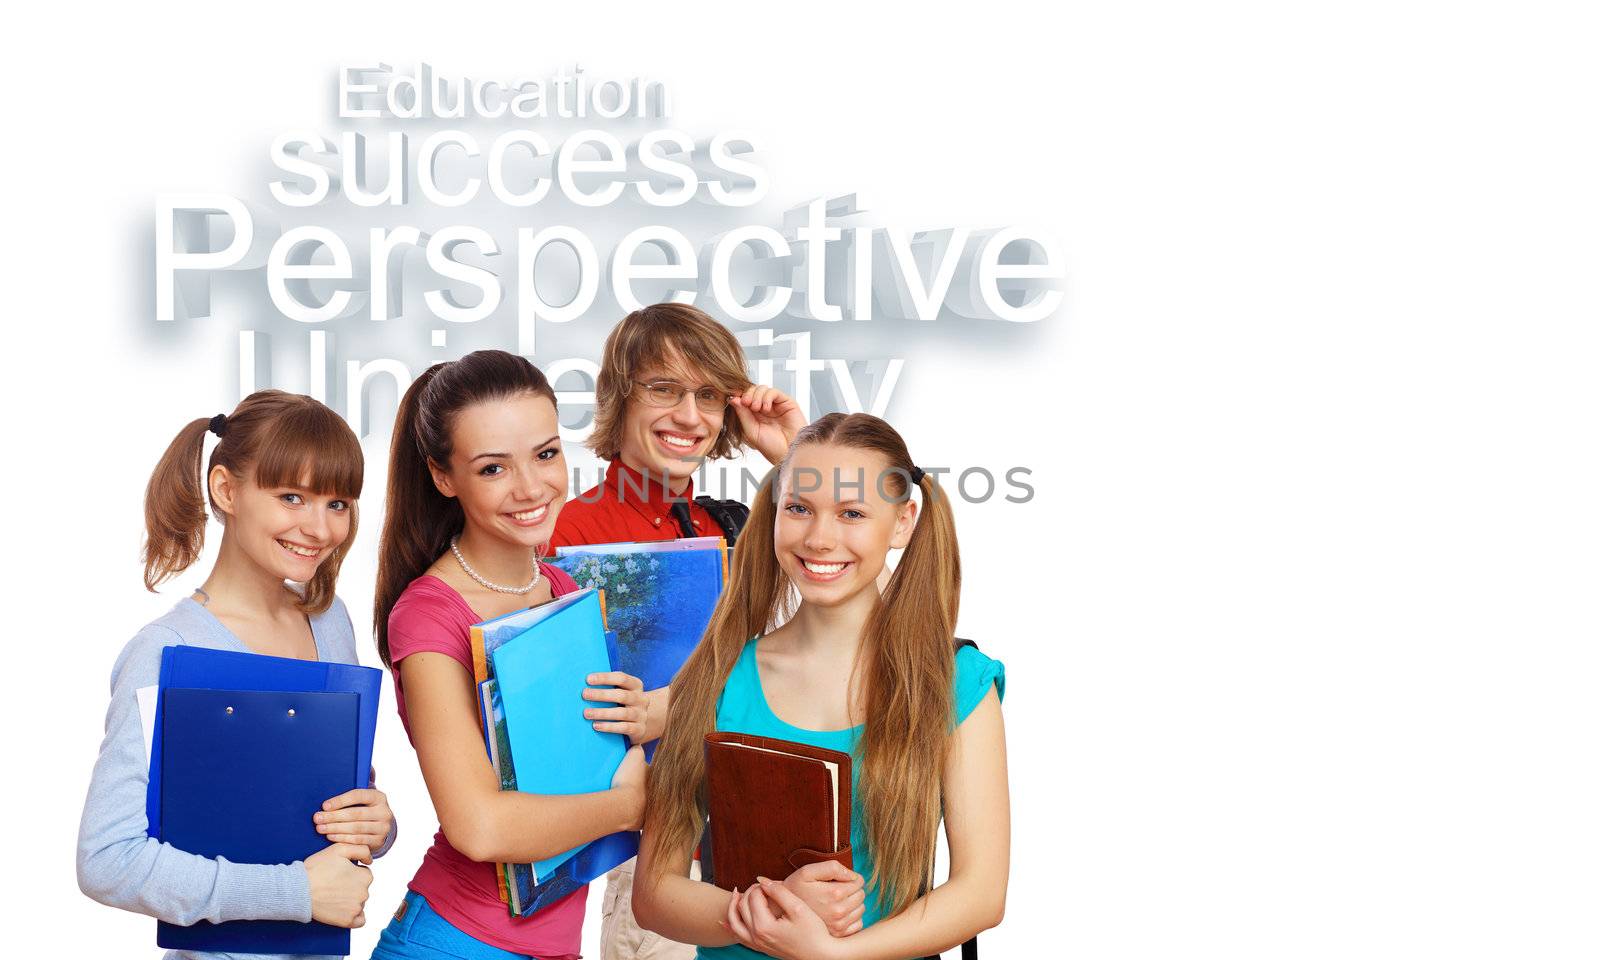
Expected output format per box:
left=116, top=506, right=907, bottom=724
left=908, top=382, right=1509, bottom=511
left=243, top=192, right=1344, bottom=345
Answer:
left=144, top=645, right=382, bottom=955
left=470, top=589, right=637, bottom=917
left=472, top=538, right=728, bottom=918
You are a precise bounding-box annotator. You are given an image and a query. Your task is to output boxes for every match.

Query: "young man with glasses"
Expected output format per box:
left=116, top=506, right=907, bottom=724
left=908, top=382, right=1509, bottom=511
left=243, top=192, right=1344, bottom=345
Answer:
left=554, top=302, right=803, bottom=548
left=548, top=302, right=805, bottom=960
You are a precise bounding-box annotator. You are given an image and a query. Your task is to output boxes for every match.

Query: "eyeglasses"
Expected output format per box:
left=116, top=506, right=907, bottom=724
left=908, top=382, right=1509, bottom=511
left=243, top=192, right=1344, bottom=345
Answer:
left=631, top=380, right=729, bottom=414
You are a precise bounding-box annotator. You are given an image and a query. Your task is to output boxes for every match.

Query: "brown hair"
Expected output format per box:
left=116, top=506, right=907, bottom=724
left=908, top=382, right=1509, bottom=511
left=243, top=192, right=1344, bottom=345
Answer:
left=641, top=413, right=962, bottom=917
left=373, top=349, right=559, bottom=667
left=142, top=390, right=364, bottom=615
left=587, top=303, right=754, bottom=462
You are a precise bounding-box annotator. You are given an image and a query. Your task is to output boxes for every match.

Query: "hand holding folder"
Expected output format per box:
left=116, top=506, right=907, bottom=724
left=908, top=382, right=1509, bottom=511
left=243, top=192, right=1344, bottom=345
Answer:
left=146, top=645, right=383, bottom=841
left=158, top=688, right=363, bottom=955
left=146, top=646, right=383, bottom=955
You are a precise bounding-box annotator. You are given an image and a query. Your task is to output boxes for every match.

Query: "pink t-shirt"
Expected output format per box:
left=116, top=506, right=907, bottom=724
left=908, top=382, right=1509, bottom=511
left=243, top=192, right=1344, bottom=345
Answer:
left=386, top=566, right=585, bottom=958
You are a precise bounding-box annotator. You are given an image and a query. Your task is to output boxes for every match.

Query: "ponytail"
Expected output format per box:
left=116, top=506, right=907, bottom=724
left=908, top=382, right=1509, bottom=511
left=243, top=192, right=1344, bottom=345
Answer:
left=373, top=364, right=461, bottom=667
left=142, top=418, right=214, bottom=591
left=857, top=467, right=961, bottom=914
left=643, top=465, right=792, bottom=873
left=876, top=471, right=961, bottom=651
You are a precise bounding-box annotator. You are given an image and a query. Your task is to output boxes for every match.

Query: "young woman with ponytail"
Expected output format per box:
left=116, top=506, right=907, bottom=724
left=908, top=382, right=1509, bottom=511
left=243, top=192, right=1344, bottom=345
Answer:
left=633, top=413, right=1010, bottom=960
left=370, top=349, right=648, bottom=959
left=77, top=390, right=394, bottom=959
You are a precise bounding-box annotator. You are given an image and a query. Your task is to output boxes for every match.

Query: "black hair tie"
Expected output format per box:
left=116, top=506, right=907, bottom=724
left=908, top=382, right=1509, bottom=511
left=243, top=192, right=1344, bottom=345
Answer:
left=208, top=413, right=228, bottom=438
left=909, top=465, right=926, bottom=485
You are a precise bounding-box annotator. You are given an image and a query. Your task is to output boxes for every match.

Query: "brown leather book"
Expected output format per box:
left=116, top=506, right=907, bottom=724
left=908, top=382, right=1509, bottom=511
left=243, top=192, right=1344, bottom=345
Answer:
left=704, top=732, right=853, bottom=892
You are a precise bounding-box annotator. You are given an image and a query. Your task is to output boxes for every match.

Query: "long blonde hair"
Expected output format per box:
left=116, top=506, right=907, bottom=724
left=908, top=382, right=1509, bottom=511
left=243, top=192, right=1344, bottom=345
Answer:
left=642, top=413, right=962, bottom=917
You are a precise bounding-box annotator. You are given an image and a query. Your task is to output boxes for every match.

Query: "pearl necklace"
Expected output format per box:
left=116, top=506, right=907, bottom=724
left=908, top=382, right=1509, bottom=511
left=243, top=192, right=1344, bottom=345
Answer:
left=450, top=535, right=543, bottom=595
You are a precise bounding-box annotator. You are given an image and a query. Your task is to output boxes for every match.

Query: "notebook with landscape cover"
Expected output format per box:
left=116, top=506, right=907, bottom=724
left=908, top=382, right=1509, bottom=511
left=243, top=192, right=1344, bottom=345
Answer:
left=556, top=535, right=725, bottom=555
left=704, top=732, right=853, bottom=892
left=156, top=687, right=360, bottom=955
left=551, top=538, right=727, bottom=754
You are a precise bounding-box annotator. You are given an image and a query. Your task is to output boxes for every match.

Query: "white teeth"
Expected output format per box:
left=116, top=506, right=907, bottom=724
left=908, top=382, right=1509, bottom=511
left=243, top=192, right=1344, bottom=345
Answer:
left=802, top=559, right=846, bottom=574
left=511, top=506, right=547, bottom=521
left=660, top=433, right=696, bottom=448
left=279, top=540, right=318, bottom=558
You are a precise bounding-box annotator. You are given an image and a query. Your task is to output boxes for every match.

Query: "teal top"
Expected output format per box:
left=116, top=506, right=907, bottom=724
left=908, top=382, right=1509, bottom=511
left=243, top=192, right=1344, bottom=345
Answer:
left=700, top=636, right=1005, bottom=960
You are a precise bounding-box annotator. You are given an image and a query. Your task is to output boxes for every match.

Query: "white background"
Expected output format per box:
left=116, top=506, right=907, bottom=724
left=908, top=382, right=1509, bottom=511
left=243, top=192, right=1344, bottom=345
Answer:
left=6, top=2, right=1599, bottom=958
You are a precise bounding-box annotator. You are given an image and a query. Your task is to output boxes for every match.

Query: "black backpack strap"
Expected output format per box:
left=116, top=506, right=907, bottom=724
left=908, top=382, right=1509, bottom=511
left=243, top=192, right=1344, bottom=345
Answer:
left=919, top=638, right=980, bottom=959
left=694, top=496, right=751, bottom=546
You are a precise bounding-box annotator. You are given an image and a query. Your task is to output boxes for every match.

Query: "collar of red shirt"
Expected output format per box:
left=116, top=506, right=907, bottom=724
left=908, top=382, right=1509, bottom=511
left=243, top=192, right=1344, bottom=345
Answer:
left=604, top=458, right=697, bottom=510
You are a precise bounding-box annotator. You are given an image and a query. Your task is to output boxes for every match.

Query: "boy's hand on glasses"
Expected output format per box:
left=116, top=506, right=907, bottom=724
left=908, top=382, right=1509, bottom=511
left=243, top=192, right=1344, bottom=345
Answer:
left=731, top=385, right=806, bottom=463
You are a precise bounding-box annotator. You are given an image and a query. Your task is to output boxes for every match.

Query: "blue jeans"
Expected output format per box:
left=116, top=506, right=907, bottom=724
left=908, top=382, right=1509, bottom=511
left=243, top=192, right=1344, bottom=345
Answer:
left=370, top=891, right=537, bottom=959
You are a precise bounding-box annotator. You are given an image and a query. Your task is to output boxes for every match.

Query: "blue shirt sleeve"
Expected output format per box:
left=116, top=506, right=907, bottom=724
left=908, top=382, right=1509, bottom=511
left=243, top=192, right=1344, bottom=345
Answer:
left=76, top=624, right=313, bottom=926
left=954, top=644, right=1006, bottom=725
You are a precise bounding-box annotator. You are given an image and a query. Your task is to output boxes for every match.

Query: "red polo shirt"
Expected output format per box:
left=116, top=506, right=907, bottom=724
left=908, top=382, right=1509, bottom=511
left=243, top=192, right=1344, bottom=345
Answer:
left=550, top=459, right=721, bottom=549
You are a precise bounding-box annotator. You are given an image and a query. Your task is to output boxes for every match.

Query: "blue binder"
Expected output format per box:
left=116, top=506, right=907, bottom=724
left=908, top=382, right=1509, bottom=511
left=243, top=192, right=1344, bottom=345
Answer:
left=489, top=589, right=629, bottom=883
left=157, top=688, right=360, bottom=955
left=145, top=645, right=382, bottom=840
left=549, top=627, right=639, bottom=886
left=512, top=831, right=639, bottom=917
left=480, top=660, right=639, bottom=917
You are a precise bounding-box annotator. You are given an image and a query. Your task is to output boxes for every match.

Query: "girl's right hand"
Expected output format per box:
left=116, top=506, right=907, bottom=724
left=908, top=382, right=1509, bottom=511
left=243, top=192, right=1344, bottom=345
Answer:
left=781, top=860, right=867, bottom=937
left=612, top=745, right=648, bottom=829
left=304, top=843, right=374, bottom=928
left=584, top=672, right=667, bottom=745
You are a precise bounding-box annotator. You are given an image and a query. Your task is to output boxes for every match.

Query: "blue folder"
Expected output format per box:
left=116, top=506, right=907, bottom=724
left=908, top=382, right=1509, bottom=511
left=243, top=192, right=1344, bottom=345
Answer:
left=553, top=628, right=640, bottom=885
left=145, top=645, right=382, bottom=840
left=489, top=589, right=629, bottom=883
left=480, top=662, right=638, bottom=917
left=514, top=832, right=639, bottom=916
left=157, top=688, right=359, bottom=955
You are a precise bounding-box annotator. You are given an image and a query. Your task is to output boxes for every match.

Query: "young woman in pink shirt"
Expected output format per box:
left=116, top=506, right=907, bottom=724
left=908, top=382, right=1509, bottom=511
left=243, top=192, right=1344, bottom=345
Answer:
left=371, top=350, right=650, bottom=959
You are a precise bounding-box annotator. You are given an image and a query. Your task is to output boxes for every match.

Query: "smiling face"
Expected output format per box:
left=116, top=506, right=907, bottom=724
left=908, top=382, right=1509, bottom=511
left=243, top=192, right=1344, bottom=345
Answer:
left=428, top=391, right=568, bottom=550
left=774, top=442, right=917, bottom=608
left=618, top=350, right=728, bottom=486
left=211, top=466, right=354, bottom=585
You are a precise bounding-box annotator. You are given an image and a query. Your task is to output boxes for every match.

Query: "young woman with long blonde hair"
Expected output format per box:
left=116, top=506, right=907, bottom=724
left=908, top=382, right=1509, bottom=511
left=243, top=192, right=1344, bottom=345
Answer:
left=634, top=413, right=1009, bottom=960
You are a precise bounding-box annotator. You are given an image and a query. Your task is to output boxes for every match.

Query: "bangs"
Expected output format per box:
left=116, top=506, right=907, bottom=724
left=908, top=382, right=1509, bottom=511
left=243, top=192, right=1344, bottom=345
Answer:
left=251, top=406, right=364, bottom=499
left=629, top=312, right=750, bottom=393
